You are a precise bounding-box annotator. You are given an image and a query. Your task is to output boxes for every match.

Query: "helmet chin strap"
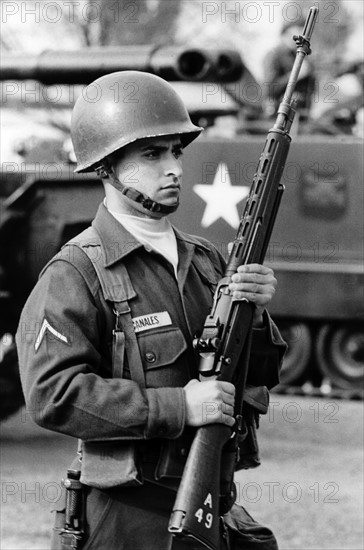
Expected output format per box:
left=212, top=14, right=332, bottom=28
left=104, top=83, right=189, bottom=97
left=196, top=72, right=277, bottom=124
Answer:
left=94, top=164, right=179, bottom=215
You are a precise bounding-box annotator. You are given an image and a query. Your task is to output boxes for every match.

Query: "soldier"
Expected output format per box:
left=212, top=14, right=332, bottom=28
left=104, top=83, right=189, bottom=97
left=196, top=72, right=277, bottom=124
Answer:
left=16, top=71, right=286, bottom=549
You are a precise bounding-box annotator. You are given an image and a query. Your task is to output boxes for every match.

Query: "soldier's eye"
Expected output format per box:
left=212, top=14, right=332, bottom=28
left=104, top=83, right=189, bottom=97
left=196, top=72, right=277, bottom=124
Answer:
left=144, top=150, right=159, bottom=159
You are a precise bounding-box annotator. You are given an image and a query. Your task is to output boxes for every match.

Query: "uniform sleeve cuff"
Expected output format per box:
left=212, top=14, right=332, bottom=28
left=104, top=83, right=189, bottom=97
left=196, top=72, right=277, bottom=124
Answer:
left=145, top=387, right=186, bottom=439
left=252, top=309, right=287, bottom=349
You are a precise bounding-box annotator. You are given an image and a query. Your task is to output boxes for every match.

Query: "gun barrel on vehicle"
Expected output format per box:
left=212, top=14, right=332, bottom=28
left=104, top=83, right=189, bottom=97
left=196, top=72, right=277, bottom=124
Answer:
left=0, top=45, right=244, bottom=84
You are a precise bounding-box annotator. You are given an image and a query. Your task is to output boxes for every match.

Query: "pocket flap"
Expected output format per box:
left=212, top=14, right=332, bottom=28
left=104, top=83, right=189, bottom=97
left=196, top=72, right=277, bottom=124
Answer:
left=137, top=327, right=187, bottom=370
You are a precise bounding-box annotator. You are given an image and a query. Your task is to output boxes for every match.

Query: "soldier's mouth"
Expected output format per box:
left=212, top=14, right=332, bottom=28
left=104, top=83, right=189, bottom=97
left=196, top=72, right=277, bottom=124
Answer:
left=162, top=183, right=181, bottom=190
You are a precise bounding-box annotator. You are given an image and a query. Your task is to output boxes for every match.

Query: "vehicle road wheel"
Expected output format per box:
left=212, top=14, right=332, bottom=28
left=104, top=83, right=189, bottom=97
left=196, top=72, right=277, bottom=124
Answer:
left=316, top=324, right=364, bottom=390
left=277, top=322, right=312, bottom=385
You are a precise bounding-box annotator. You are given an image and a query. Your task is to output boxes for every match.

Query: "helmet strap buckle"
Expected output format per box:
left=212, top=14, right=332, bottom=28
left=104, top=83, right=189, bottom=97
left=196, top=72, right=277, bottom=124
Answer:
left=94, top=160, right=112, bottom=179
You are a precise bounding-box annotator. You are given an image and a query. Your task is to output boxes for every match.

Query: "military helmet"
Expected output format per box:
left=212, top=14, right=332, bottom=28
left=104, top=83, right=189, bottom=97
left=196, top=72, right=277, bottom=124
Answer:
left=71, top=71, right=202, bottom=173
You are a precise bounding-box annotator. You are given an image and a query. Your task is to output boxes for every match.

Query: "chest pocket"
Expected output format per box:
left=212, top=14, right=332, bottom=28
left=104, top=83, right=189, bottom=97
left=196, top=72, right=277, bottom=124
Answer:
left=132, top=327, right=188, bottom=388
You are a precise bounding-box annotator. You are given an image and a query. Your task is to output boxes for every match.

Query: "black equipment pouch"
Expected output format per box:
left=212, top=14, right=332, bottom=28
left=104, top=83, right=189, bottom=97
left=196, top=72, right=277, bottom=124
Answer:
left=224, top=503, right=279, bottom=550
left=236, top=385, right=269, bottom=470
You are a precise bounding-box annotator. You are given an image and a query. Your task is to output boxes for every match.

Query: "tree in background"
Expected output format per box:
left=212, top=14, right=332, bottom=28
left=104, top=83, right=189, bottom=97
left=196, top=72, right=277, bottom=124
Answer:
left=61, top=0, right=181, bottom=46
left=101, top=0, right=180, bottom=45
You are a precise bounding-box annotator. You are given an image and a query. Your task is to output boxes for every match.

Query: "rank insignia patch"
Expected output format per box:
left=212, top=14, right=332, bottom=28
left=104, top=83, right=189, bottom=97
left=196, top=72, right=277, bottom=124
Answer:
left=35, top=318, right=69, bottom=351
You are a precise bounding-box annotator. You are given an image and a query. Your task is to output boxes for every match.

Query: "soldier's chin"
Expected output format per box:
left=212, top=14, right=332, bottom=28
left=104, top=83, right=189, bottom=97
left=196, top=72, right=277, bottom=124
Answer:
left=159, top=199, right=180, bottom=213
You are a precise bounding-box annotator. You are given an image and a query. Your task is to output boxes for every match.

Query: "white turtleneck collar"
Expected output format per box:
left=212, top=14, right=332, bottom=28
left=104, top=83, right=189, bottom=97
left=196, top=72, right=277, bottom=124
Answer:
left=106, top=202, right=179, bottom=278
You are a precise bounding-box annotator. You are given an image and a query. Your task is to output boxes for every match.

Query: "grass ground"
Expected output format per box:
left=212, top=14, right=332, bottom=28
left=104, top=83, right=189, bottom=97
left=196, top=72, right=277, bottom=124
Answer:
left=1, top=395, right=363, bottom=550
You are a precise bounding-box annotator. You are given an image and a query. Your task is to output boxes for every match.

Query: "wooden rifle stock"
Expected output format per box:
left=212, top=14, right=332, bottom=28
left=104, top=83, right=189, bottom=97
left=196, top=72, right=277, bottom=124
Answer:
left=169, top=8, right=319, bottom=549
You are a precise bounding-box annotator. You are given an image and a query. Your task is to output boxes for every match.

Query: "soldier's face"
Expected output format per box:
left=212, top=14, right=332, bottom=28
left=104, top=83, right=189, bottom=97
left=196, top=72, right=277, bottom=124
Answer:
left=113, top=135, right=183, bottom=210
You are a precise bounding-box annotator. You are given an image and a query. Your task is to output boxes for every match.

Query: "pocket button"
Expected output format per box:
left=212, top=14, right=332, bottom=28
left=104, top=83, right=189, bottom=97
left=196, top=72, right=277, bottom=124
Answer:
left=145, top=352, right=156, bottom=363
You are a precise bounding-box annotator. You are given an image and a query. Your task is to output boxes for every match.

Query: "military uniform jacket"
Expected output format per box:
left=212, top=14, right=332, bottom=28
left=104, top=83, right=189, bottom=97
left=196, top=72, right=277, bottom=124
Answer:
left=16, top=203, right=286, bottom=474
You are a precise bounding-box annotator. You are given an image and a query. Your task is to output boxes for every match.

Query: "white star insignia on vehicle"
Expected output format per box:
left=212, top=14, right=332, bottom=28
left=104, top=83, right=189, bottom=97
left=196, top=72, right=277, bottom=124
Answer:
left=193, top=162, right=250, bottom=228
left=35, top=318, right=69, bottom=352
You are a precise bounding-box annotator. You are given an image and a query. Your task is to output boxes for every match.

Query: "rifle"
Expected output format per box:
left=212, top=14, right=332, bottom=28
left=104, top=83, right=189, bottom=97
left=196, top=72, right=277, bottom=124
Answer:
left=168, top=7, right=319, bottom=549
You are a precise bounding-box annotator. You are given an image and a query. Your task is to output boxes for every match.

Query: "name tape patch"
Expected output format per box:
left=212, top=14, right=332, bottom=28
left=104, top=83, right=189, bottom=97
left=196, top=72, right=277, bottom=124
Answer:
left=132, top=311, right=172, bottom=333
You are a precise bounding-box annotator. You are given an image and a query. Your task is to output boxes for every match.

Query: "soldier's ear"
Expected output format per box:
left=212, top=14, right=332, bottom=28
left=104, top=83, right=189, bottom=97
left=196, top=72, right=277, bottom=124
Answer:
left=108, top=150, right=126, bottom=173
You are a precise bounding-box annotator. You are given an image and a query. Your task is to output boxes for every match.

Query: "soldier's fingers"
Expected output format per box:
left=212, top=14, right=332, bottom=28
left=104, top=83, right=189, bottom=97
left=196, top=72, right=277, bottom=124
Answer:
left=229, top=281, right=277, bottom=297
left=230, top=282, right=264, bottom=294
left=230, top=290, right=274, bottom=305
left=221, top=403, right=235, bottom=416
left=220, top=413, right=236, bottom=427
left=219, top=381, right=235, bottom=396
left=231, top=271, right=276, bottom=286
left=230, top=273, right=263, bottom=285
left=222, top=392, right=235, bottom=407
left=237, top=263, right=273, bottom=275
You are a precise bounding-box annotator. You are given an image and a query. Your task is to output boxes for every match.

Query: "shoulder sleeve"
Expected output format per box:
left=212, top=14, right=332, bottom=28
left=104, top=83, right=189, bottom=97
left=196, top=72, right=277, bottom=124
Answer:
left=16, top=257, right=185, bottom=441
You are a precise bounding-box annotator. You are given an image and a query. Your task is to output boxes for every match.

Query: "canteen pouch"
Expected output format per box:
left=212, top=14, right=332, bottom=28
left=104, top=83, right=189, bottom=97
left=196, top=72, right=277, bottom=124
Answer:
left=80, top=441, right=143, bottom=489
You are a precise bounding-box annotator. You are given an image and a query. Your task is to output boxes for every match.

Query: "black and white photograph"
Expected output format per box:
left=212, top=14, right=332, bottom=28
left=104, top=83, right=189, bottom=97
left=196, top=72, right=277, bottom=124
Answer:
left=1, top=1, right=363, bottom=549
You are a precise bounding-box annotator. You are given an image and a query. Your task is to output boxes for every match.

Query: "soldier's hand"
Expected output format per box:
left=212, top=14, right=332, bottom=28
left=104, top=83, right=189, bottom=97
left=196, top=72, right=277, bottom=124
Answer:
left=183, top=379, right=235, bottom=427
left=228, top=263, right=277, bottom=327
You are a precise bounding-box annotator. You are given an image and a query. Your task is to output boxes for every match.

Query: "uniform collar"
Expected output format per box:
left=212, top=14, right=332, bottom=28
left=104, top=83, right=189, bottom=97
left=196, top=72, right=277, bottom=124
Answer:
left=92, top=203, right=143, bottom=266
left=92, top=202, right=210, bottom=267
left=173, top=226, right=210, bottom=251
